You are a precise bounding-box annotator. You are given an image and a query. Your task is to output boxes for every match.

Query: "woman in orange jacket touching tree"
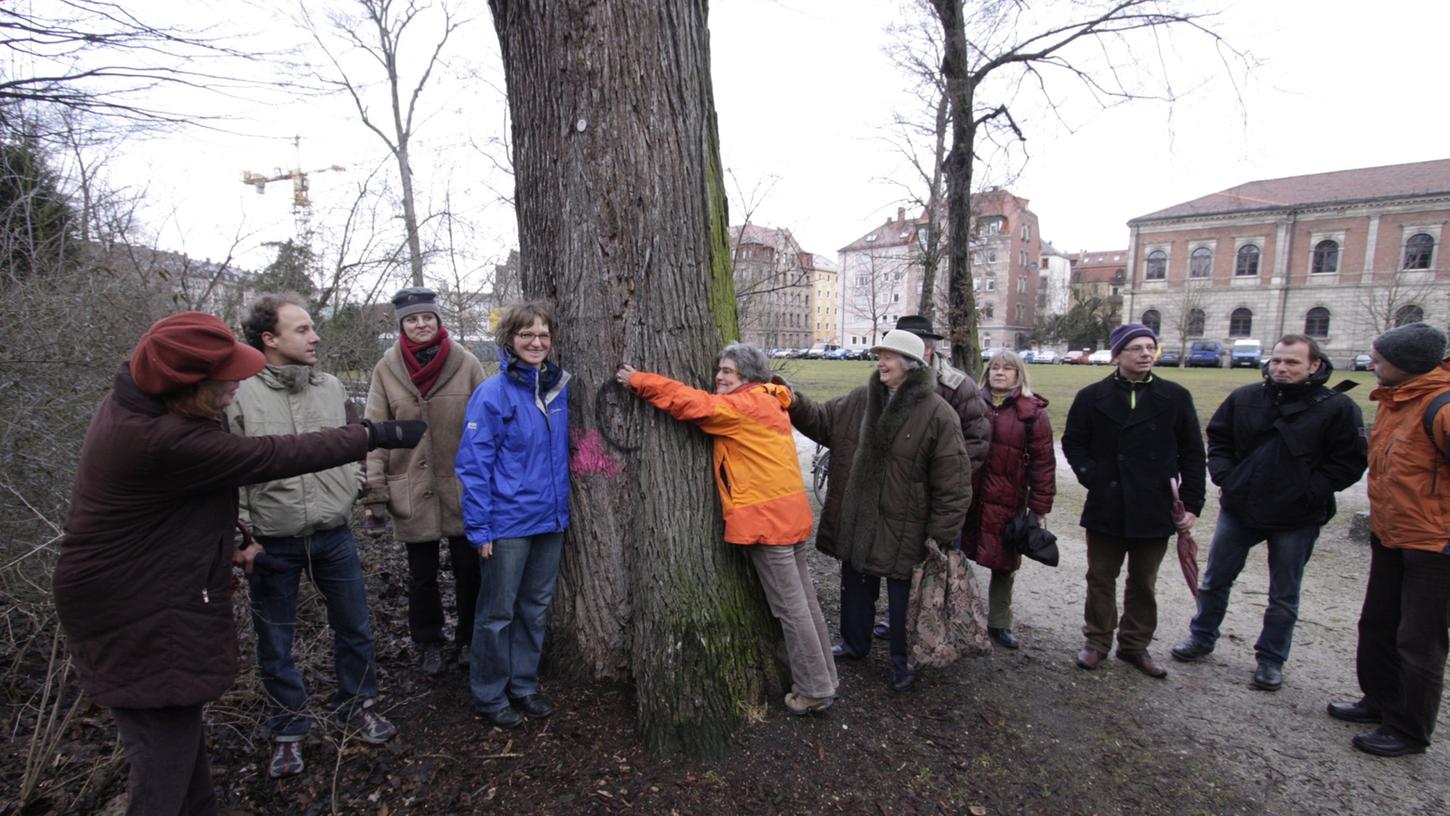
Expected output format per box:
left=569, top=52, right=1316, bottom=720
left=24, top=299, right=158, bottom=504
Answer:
left=617, top=343, right=837, bottom=715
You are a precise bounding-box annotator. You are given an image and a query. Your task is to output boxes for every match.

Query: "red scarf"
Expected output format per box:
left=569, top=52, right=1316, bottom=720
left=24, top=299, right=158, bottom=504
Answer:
left=400, top=323, right=451, bottom=396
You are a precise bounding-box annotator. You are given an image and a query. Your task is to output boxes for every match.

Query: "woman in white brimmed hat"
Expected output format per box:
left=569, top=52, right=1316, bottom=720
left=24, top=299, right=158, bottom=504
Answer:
left=788, top=329, right=972, bottom=692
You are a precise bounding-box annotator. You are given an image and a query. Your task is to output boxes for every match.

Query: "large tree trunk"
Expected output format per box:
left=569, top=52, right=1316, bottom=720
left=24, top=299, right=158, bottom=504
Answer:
left=489, top=0, right=783, bottom=757
left=933, top=0, right=982, bottom=376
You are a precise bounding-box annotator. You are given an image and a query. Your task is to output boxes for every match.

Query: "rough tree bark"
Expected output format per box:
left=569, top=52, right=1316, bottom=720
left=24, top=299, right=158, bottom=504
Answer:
left=933, top=0, right=983, bottom=375
left=489, top=0, right=783, bottom=757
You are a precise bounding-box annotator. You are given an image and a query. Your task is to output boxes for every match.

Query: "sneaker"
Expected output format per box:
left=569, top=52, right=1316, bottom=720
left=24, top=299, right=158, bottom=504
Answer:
left=784, top=691, right=834, bottom=716
left=418, top=642, right=446, bottom=676
left=345, top=707, right=397, bottom=744
left=872, top=620, right=889, bottom=640
left=268, top=740, right=304, bottom=779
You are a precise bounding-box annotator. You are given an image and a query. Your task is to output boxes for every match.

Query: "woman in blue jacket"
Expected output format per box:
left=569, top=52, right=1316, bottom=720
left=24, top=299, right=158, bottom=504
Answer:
left=455, top=301, right=571, bottom=729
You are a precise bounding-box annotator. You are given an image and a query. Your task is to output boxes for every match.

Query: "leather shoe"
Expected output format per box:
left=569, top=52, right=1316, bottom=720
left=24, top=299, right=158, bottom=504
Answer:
left=1170, top=638, right=1213, bottom=662
left=1327, top=700, right=1382, bottom=724
left=832, top=643, right=866, bottom=660
left=889, top=666, right=917, bottom=693
left=1117, top=651, right=1168, bottom=679
left=1251, top=660, right=1283, bottom=691
left=511, top=693, right=554, bottom=719
left=988, top=627, right=1020, bottom=650
left=1074, top=648, right=1107, bottom=670
left=872, top=620, right=889, bottom=640
left=479, top=705, right=523, bottom=729
left=1352, top=729, right=1425, bottom=757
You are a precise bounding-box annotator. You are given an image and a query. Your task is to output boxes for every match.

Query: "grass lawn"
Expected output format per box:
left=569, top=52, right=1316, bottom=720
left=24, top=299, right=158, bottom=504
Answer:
left=775, top=358, right=1384, bottom=430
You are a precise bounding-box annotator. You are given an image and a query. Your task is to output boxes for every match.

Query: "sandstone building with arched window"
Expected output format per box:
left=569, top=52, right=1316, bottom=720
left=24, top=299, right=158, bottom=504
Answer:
left=1124, top=159, right=1450, bottom=364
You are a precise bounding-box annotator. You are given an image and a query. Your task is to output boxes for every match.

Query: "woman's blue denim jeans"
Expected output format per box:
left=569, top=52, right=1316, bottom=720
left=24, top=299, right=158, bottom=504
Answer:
left=248, top=524, right=380, bottom=738
left=469, top=532, right=565, bottom=713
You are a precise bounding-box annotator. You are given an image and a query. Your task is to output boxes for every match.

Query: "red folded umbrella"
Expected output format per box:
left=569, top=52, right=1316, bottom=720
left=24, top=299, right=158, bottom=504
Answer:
left=1170, top=478, right=1199, bottom=598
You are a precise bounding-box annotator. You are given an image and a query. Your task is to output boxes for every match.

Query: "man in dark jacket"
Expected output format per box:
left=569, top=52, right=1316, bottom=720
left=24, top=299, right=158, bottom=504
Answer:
left=1062, top=323, right=1206, bottom=678
left=1172, top=335, right=1366, bottom=691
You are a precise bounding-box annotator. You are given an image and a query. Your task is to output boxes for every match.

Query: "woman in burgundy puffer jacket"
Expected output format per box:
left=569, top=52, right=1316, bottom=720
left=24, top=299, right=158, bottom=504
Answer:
left=964, top=350, right=1056, bottom=649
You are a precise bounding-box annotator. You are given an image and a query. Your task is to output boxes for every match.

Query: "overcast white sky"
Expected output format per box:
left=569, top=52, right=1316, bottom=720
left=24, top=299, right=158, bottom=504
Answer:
left=107, top=0, right=1450, bottom=280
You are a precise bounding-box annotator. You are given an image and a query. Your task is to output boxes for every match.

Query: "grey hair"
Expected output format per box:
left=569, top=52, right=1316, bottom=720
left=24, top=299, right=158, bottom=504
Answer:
left=980, top=349, right=1034, bottom=398
left=720, top=342, right=771, bottom=383
left=902, top=357, right=927, bottom=371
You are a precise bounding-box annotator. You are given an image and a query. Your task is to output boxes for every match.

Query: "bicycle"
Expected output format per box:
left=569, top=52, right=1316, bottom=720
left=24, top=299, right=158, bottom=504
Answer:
left=810, top=443, right=831, bottom=504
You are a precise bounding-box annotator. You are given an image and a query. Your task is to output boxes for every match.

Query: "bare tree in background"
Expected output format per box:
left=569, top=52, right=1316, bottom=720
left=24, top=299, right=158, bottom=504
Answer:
left=845, top=248, right=908, bottom=346
left=1358, top=272, right=1439, bottom=336
left=924, top=0, right=1248, bottom=369
left=305, top=0, right=469, bottom=287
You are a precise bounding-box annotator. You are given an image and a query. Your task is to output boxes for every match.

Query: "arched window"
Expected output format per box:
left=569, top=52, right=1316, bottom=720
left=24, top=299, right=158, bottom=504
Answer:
left=1304, top=307, right=1330, bottom=338
left=1141, top=309, right=1162, bottom=334
left=1145, top=250, right=1167, bottom=280
left=1186, top=308, right=1205, bottom=338
left=1395, top=304, right=1424, bottom=326
left=1312, top=239, right=1340, bottom=274
left=1189, top=247, right=1212, bottom=278
left=1229, top=307, right=1253, bottom=337
left=1404, top=233, right=1434, bottom=270
left=1235, top=244, right=1260, bottom=277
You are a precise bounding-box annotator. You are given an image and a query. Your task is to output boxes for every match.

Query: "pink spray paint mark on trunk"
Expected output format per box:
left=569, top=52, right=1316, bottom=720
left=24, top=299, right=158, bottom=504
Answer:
left=570, top=428, right=625, bottom=478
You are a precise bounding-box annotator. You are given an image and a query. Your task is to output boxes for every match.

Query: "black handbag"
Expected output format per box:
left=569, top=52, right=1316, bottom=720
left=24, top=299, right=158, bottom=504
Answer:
left=1001, top=414, right=1059, bottom=567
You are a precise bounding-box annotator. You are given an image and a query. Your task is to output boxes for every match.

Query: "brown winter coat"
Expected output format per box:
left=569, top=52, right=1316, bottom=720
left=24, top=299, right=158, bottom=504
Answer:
left=963, top=386, right=1057, bottom=572
left=53, top=364, right=369, bottom=709
left=790, top=366, right=972, bottom=580
left=930, top=355, right=992, bottom=473
left=363, top=342, right=486, bottom=542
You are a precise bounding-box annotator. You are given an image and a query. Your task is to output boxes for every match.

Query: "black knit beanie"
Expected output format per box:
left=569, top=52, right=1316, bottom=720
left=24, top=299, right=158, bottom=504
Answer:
left=1372, top=322, right=1448, bottom=375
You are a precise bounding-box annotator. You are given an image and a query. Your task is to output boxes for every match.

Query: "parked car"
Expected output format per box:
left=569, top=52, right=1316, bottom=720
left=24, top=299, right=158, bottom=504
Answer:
left=806, top=342, right=841, bottom=359
left=1088, top=349, right=1113, bottom=365
left=1032, top=349, right=1059, bottom=364
left=823, top=347, right=852, bottom=360
left=1230, top=339, right=1263, bottom=368
left=1061, top=350, right=1088, bottom=365
left=788, top=348, right=811, bottom=359
left=1353, top=353, right=1372, bottom=371
left=1186, top=339, right=1226, bottom=368
left=1155, top=349, right=1182, bottom=367
left=1020, top=350, right=1035, bottom=363
left=980, top=346, right=1009, bottom=361
left=768, top=348, right=790, bottom=359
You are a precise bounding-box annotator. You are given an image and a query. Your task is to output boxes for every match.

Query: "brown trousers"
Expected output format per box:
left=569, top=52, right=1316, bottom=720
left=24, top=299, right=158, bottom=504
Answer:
left=1083, top=531, right=1169, bottom=655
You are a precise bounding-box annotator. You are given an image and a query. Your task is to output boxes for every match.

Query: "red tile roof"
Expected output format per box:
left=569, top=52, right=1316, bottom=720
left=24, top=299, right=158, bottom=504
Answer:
left=1132, top=158, right=1450, bottom=223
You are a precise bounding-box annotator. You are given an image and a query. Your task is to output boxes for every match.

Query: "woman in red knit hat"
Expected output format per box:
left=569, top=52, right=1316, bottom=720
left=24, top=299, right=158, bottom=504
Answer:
left=53, top=311, right=424, bottom=815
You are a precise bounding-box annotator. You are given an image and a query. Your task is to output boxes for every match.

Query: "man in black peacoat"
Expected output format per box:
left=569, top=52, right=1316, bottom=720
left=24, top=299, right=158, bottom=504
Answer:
left=1061, top=324, right=1206, bottom=678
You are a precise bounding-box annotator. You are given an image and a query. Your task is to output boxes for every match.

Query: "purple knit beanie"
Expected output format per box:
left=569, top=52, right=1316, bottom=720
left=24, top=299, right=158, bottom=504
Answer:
left=1110, top=323, right=1157, bottom=357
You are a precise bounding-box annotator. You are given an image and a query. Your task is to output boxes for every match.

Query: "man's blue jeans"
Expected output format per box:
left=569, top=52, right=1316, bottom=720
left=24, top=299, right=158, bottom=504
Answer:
left=469, top=532, right=565, bottom=713
left=1187, top=509, right=1320, bottom=666
left=248, top=525, right=380, bottom=739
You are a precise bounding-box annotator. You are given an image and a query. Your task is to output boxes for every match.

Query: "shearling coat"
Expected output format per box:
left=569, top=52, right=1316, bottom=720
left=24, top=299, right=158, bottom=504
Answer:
left=54, top=364, right=369, bottom=709
left=363, top=342, right=486, bottom=542
left=1062, top=371, right=1206, bottom=539
left=790, top=367, right=972, bottom=580
left=964, top=386, right=1056, bottom=572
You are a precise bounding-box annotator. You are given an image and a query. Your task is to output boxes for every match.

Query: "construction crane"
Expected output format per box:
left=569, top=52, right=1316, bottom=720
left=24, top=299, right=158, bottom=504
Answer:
left=241, top=137, right=346, bottom=257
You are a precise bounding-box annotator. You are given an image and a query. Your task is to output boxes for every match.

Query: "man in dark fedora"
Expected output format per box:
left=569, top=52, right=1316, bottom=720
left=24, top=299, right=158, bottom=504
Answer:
left=869, top=315, right=994, bottom=642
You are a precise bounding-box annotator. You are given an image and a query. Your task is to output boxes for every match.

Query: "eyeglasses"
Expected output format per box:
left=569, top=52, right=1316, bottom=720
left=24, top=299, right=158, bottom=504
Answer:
left=516, top=332, right=552, bottom=344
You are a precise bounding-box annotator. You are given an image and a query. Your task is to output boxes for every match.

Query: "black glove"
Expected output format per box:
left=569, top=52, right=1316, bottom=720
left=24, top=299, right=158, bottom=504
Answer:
left=362, top=419, right=427, bottom=450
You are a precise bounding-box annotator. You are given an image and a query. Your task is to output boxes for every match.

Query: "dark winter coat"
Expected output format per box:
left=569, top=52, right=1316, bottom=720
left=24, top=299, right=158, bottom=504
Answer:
left=964, top=386, right=1056, bottom=572
left=1207, top=359, right=1366, bottom=530
left=53, top=364, right=369, bottom=709
left=790, top=367, right=972, bottom=580
left=930, top=355, right=993, bottom=473
left=1062, top=371, right=1206, bottom=539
